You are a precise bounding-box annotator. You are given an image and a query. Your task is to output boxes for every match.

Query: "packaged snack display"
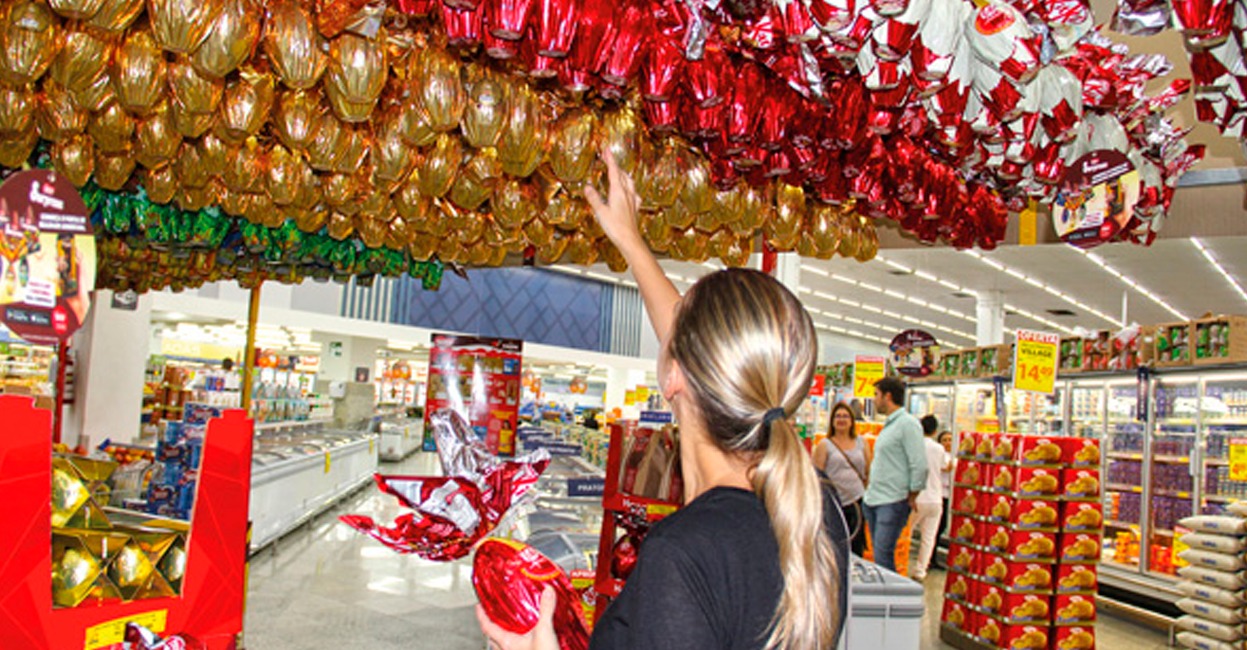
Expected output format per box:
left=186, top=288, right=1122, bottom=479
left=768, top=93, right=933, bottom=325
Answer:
left=1180, top=515, right=1247, bottom=535
left=1054, top=594, right=1097, bottom=624
left=1180, top=549, right=1247, bottom=573
left=1177, top=598, right=1246, bottom=625
left=942, top=433, right=1103, bottom=650
left=943, top=599, right=970, bottom=632
left=1176, top=631, right=1240, bottom=650
left=1177, top=580, right=1247, bottom=608
left=956, top=461, right=983, bottom=487
left=1178, top=565, right=1247, bottom=591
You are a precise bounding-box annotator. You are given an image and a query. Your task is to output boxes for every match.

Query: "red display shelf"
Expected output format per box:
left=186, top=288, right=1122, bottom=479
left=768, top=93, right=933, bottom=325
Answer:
left=0, top=394, right=253, bottom=649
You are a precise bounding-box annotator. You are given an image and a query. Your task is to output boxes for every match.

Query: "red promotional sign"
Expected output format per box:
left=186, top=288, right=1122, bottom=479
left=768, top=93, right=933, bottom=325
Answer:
left=1052, top=150, right=1140, bottom=249
left=0, top=170, right=96, bottom=344
left=424, top=334, right=524, bottom=455
left=890, top=329, right=940, bottom=377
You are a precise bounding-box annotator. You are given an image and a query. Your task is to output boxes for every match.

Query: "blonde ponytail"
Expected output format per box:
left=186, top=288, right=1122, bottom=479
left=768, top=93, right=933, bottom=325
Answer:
left=667, top=268, right=841, bottom=649
left=754, top=416, right=840, bottom=650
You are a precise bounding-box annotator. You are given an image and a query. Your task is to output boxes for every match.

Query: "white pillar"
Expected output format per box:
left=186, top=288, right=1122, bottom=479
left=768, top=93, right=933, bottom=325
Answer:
left=65, top=290, right=153, bottom=448
left=773, top=252, right=803, bottom=296
left=976, top=290, right=1006, bottom=346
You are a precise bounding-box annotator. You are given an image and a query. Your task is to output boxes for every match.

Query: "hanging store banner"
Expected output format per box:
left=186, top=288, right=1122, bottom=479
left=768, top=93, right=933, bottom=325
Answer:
left=0, top=170, right=97, bottom=345
left=889, top=329, right=940, bottom=377
left=853, top=355, right=887, bottom=398
left=1052, top=150, right=1140, bottom=249
left=424, top=334, right=524, bottom=455
left=1013, top=330, right=1060, bottom=394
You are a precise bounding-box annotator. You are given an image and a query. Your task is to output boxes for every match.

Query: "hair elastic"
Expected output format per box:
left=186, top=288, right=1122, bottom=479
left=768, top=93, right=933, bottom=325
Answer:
left=762, top=407, right=787, bottom=425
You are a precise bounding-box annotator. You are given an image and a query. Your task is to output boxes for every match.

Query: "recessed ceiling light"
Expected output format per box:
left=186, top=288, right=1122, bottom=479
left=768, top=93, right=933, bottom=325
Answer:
left=1191, top=238, right=1247, bottom=307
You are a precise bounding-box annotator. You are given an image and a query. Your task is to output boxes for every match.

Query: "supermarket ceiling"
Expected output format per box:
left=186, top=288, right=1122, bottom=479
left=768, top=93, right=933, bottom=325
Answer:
left=568, top=234, right=1247, bottom=348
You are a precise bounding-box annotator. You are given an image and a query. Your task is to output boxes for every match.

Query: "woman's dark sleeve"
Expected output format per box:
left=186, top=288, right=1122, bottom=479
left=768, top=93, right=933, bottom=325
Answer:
left=823, top=483, right=851, bottom=647
left=590, top=536, right=722, bottom=649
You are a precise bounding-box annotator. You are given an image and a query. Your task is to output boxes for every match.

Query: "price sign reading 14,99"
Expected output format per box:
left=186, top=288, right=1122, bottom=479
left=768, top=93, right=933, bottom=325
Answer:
left=1013, top=329, right=1060, bottom=394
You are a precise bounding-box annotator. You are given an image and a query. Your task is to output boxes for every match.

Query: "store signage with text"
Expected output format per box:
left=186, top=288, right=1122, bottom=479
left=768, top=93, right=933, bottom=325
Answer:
left=1230, top=438, right=1247, bottom=482
left=1013, top=329, right=1060, bottom=394
left=853, top=355, right=886, bottom=398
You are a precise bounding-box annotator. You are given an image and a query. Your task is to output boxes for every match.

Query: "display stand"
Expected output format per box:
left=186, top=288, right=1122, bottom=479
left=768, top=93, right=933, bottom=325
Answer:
left=591, top=422, right=680, bottom=620
left=0, top=395, right=253, bottom=649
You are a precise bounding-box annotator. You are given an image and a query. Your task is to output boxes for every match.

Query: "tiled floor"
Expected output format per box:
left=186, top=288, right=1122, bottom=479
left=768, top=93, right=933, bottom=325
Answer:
left=244, top=452, right=1176, bottom=649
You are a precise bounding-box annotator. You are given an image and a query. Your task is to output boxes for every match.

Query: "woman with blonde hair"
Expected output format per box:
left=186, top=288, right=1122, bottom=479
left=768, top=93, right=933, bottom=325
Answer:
left=477, top=151, right=849, bottom=649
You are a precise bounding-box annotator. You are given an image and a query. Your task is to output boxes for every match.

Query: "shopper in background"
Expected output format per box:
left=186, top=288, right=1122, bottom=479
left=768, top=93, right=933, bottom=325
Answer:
left=477, top=150, right=848, bottom=650
left=862, top=377, right=928, bottom=573
left=813, top=402, right=872, bottom=556
left=909, top=416, right=951, bottom=581
left=933, top=430, right=955, bottom=569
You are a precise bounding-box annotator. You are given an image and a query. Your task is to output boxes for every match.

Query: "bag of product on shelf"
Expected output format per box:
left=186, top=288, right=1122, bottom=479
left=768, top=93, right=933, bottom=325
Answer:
left=1177, top=581, right=1247, bottom=608
left=1177, top=631, right=1243, bottom=650
left=1177, top=598, right=1247, bottom=626
left=1178, top=515, right=1247, bottom=536
left=1179, top=565, right=1247, bottom=591
left=1176, top=616, right=1247, bottom=644
left=1226, top=501, right=1247, bottom=518
left=1179, top=549, right=1247, bottom=573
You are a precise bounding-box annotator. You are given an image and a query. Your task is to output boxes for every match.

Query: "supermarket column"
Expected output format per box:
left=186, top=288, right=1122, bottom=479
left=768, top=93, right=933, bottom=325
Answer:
left=313, top=333, right=383, bottom=427
left=64, top=289, right=152, bottom=448
left=977, top=290, right=1006, bottom=346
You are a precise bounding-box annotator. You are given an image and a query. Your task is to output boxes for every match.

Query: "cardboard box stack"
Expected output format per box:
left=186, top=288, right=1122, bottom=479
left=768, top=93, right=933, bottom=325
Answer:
left=1174, top=506, right=1247, bottom=650
left=941, top=432, right=1102, bottom=650
left=143, top=403, right=220, bottom=520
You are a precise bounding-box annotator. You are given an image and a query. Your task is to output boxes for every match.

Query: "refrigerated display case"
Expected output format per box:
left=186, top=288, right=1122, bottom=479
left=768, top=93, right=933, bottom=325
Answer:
left=953, top=380, right=998, bottom=434
left=1147, top=377, right=1199, bottom=578
left=1198, top=373, right=1247, bottom=517
left=1103, top=379, right=1145, bottom=572
left=909, top=383, right=954, bottom=432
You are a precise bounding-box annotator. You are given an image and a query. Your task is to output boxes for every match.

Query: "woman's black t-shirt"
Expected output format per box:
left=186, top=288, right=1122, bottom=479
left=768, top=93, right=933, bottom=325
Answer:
left=589, top=486, right=850, bottom=649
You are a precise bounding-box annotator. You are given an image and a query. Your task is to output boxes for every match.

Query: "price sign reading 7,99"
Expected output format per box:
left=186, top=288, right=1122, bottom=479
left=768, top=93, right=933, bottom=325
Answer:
left=853, top=355, right=886, bottom=398
left=1013, top=329, right=1060, bottom=394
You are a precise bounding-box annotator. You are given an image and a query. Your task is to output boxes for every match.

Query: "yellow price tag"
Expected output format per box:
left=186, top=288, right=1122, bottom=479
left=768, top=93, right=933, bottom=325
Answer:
left=1230, top=439, right=1247, bottom=481
left=646, top=503, right=677, bottom=519
left=624, top=389, right=636, bottom=406
left=852, top=355, right=886, bottom=398
left=637, top=386, right=651, bottom=402
left=324, top=451, right=331, bottom=474
left=83, top=610, right=167, bottom=649
left=1013, top=330, right=1059, bottom=394
left=1018, top=200, right=1039, bottom=246
left=1172, top=525, right=1192, bottom=569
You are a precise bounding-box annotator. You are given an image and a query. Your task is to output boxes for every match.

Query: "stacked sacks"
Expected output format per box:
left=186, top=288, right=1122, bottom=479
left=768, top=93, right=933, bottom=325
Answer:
left=1175, top=506, right=1247, bottom=650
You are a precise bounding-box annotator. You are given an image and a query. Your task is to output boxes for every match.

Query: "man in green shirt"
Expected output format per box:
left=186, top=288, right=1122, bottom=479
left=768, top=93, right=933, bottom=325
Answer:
left=863, top=376, right=928, bottom=573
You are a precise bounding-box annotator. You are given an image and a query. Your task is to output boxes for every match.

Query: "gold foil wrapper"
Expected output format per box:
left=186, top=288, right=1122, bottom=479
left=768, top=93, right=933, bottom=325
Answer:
left=216, top=70, right=274, bottom=141
left=51, top=27, right=113, bottom=92
left=35, top=80, right=86, bottom=142
left=548, top=109, right=596, bottom=184
left=169, top=56, right=224, bottom=116
left=416, top=48, right=465, bottom=133
left=148, top=0, right=223, bottom=54
left=273, top=89, right=323, bottom=153
left=174, top=142, right=210, bottom=189
left=460, top=75, right=506, bottom=148
left=0, top=84, right=35, bottom=136
left=111, top=29, right=166, bottom=116
left=86, top=0, right=143, bottom=32
left=0, top=0, right=60, bottom=86
left=191, top=0, right=260, bottom=79
left=264, top=0, right=327, bottom=90
left=417, top=133, right=462, bottom=198
left=325, top=30, right=386, bottom=122
left=52, top=134, right=95, bottom=187
left=0, top=129, right=38, bottom=167
left=135, top=102, right=181, bottom=169
left=94, top=148, right=136, bottom=190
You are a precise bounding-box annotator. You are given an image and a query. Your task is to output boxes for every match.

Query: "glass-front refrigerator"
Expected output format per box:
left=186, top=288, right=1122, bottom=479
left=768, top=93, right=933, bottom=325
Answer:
left=1146, top=377, right=1200, bottom=578
left=1103, top=381, right=1145, bottom=571
left=1067, top=379, right=1106, bottom=438
left=953, top=381, right=998, bottom=434
left=1198, top=372, right=1247, bottom=517
left=909, top=383, right=955, bottom=433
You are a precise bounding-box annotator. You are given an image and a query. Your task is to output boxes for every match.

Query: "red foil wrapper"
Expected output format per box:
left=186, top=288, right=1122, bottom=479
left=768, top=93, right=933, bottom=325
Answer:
left=120, top=624, right=206, bottom=650
left=685, top=42, right=730, bottom=108
left=810, top=0, right=855, bottom=32
left=729, top=63, right=766, bottom=143
left=643, top=37, right=684, bottom=101
left=568, top=0, right=617, bottom=73
left=602, top=3, right=648, bottom=85
left=535, top=0, right=577, bottom=57
left=484, top=29, right=520, bottom=59
left=519, top=38, right=560, bottom=78
left=1171, top=0, right=1234, bottom=46
left=442, top=2, right=485, bottom=47
left=394, top=0, right=435, bottom=15
left=473, top=538, right=590, bottom=650
left=643, top=98, right=679, bottom=133
left=488, top=0, right=536, bottom=39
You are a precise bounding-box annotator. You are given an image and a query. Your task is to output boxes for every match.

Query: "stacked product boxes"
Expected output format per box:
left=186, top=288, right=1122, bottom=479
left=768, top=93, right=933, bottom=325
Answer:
left=941, top=432, right=1102, bottom=650
left=144, top=403, right=222, bottom=520
left=1174, top=508, right=1247, bottom=650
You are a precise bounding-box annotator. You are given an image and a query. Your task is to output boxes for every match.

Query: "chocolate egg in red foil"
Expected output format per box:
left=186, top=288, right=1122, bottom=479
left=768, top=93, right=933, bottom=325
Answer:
left=473, top=538, right=590, bottom=650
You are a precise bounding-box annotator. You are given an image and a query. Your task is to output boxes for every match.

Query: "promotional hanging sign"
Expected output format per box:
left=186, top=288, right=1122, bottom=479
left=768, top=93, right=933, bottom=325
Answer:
left=1052, top=150, right=1141, bottom=249
left=0, top=170, right=96, bottom=344
left=424, top=334, right=524, bottom=455
left=1013, top=329, right=1060, bottom=394
left=853, top=355, right=887, bottom=398
left=1230, top=439, right=1247, bottom=482
left=889, top=329, right=940, bottom=377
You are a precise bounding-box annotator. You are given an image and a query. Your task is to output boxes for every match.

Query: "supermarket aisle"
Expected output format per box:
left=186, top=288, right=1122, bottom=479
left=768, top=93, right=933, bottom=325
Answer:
left=244, top=452, right=483, bottom=650
left=917, top=569, right=1175, bottom=650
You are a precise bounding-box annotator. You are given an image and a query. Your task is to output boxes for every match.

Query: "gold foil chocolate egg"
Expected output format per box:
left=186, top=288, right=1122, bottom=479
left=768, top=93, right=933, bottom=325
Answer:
left=641, top=211, right=671, bottom=252
left=416, top=47, right=465, bottom=133
left=265, top=0, right=327, bottom=90
left=287, top=205, right=328, bottom=233
left=53, top=547, right=102, bottom=607
left=148, top=0, right=223, bottom=54
left=52, top=466, right=90, bottom=528
left=393, top=176, right=429, bottom=221
left=720, top=233, right=752, bottom=268
left=678, top=156, right=714, bottom=214
left=177, top=181, right=219, bottom=212
left=600, top=240, right=627, bottom=272
left=70, top=69, right=114, bottom=112
left=195, top=131, right=229, bottom=171
left=306, top=111, right=345, bottom=171
left=417, top=133, right=462, bottom=198
left=492, top=179, right=537, bottom=230
left=191, top=0, right=260, bottom=79
left=135, top=102, right=181, bottom=168
left=548, top=109, right=597, bottom=184
left=538, top=232, right=569, bottom=264
left=144, top=162, right=179, bottom=204
left=856, top=219, right=878, bottom=261
left=111, top=29, right=166, bottom=116
left=394, top=96, right=436, bottom=147
left=0, top=0, right=60, bottom=86
left=355, top=214, right=385, bottom=248
left=35, top=80, right=87, bottom=142
left=321, top=172, right=358, bottom=213
left=638, top=143, right=683, bottom=209
left=0, top=129, right=37, bottom=166
left=523, top=215, right=552, bottom=248
left=86, top=0, right=143, bottom=32
left=326, top=211, right=354, bottom=240
left=461, top=76, right=506, bottom=148
left=325, top=31, right=386, bottom=122
left=108, top=543, right=154, bottom=588
left=216, top=70, right=274, bottom=141
left=223, top=140, right=266, bottom=193
left=496, top=84, right=543, bottom=177
left=49, top=0, right=105, bottom=22
left=273, top=89, right=323, bottom=153
left=334, top=123, right=371, bottom=174
left=0, top=83, right=34, bottom=136
left=50, top=27, right=113, bottom=92
left=52, top=135, right=95, bottom=187
left=93, top=148, right=136, bottom=190
left=600, top=107, right=643, bottom=174
left=169, top=97, right=214, bottom=137
left=267, top=143, right=308, bottom=205
left=408, top=235, right=435, bottom=261
left=566, top=231, right=599, bottom=266
left=168, top=57, right=223, bottom=115
left=174, top=142, right=210, bottom=188
left=447, top=148, right=501, bottom=211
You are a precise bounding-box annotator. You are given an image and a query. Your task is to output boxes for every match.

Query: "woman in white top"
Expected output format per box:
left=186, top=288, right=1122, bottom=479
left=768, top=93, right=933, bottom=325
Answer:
left=813, top=402, right=872, bottom=556
left=911, top=415, right=952, bottom=581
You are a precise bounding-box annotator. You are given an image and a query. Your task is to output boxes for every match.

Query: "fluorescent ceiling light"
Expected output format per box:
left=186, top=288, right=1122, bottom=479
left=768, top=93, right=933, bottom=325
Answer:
left=1075, top=248, right=1187, bottom=321
left=1192, top=238, right=1247, bottom=306
left=961, top=250, right=1120, bottom=327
